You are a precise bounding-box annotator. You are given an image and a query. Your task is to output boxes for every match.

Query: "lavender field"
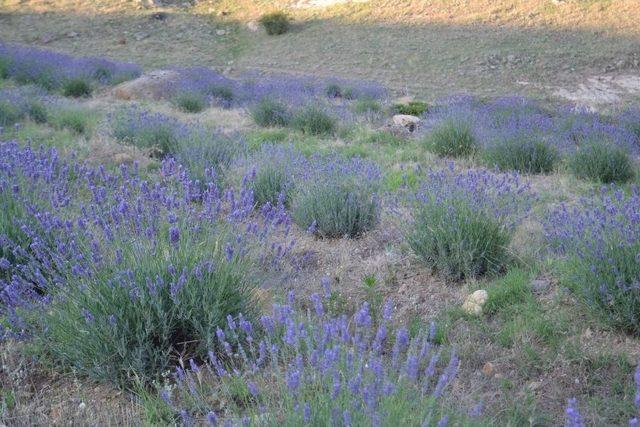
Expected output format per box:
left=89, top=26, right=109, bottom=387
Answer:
left=0, top=34, right=640, bottom=427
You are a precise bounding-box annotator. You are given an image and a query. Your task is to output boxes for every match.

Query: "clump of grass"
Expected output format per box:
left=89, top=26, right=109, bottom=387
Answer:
left=112, top=108, right=181, bottom=156
left=292, top=158, right=380, bottom=237
left=208, top=85, right=234, bottom=106
left=49, top=108, right=93, bottom=135
left=0, top=57, right=9, bottom=79
left=352, top=98, right=382, bottom=115
left=172, top=92, right=207, bottom=113
left=426, top=119, right=477, bottom=158
left=259, top=12, right=290, bottom=35
left=61, top=78, right=93, bottom=98
left=291, top=106, right=335, bottom=136
left=253, top=165, right=292, bottom=207
left=0, top=101, right=21, bottom=126
left=27, top=101, right=48, bottom=124
left=250, top=98, right=290, bottom=127
left=406, top=167, right=531, bottom=280
left=483, top=137, right=558, bottom=174
left=568, top=141, right=634, bottom=183
left=393, top=101, right=429, bottom=116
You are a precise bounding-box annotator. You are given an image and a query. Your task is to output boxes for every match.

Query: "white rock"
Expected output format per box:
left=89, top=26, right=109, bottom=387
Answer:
left=392, top=114, right=420, bottom=132
left=461, top=300, right=483, bottom=316
left=468, top=289, right=488, bottom=305
left=247, top=21, right=259, bottom=32
left=461, top=289, right=488, bottom=316
left=216, top=29, right=226, bottom=36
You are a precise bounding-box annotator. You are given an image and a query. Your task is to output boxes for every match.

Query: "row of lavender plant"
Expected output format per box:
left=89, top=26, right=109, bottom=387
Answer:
left=421, top=96, right=640, bottom=156
left=0, top=42, right=141, bottom=94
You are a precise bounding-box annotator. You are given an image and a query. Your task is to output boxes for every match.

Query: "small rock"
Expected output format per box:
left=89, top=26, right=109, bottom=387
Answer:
left=530, top=278, right=550, bottom=294
left=462, top=300, right=483, bottom=316
left=247, top=21, right=259, bottom=32
left=461, top=289, right=488, bottom=316
left=67, top=31, right=78, bottom=38
left=151, top=12, right=169, bottom=21
left=134, top=32, right=149, bottom=41
left=468, top=289, right=488, bottom=305
left=216, top=29, right=226, bottom=36
left=118, top=37, right=128, bottom=45
left=481, top=362, right=495, bottom=376
left=392, top=114, right=421, bottom=132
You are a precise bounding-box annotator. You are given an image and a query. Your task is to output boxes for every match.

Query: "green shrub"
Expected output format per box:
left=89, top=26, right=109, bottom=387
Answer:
left=568, top=141, right=635, bottom=183
left=50, top=108, right=92, bottom=135
left=112, top=109, right=180, bottom=156
left=0, top=57, right=8, bottom=79
left=483, top=137, right=558, bottom=174
left=292, top=178, right=379, bottom=238
left=35, top=229, right=257, bottom=385
left=253, top=165, right=293, bottom=207
left=27, top=101, right=48, bottom=124
left=172, top=92, right=207, bottom=113
left=393, top=101, right=429, bottom=116
left=325, top=84, right=342, bottom=98
left=352, top=99, right=382, bottom=115
left=291, top=106, right=335, bottom=136
left=62, top=78, right=93, bottom=98
left=0, top=101, right=21, bottom=126
left=259, top=12, right=291, bottom=35
left=426, top=119, right=477, bottom=158
left=408, top=201, right=510, bottom=280
left=171, top=130, right=240, bottom=185
left=250, top=98, right=290, bottom=127
left=208, top=85, right=234, bottom=104
left=406, top=169, right=530, bottom=280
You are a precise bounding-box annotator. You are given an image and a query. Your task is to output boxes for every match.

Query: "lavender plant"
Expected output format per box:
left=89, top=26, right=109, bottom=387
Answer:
left=406, top=165, right=532, bottom=280
left=250, top=98, right=291, bottom=127
left=483, top=134, right=558, bottom=174
left=0, top=86, right=49, bottom=126
left=291, top=155, right=381, bottom=238
left=0, top=142, right=296, bottom=385
left=111, top=107, right=185, bottom=156
left=425, top=119, right=478, bottom=158
left=159, top=291, right=479, bottom=426
left=291, top=105, right=336, bottom=136
left=568, top=141, right=635, bottom=184
left=243, top=145, right=309, bottom=208
left=545, top=186, right=640, bottom=335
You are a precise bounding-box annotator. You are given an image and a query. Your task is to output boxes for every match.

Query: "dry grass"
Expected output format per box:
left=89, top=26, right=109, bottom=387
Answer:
left=1, top=0, right=639, bottom=103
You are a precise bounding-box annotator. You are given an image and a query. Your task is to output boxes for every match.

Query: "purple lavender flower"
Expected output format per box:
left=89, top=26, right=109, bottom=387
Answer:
left=564, top=398, right=585, bottom=427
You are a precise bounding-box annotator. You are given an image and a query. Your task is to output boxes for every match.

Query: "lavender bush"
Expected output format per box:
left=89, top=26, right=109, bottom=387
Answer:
left=0, top=43, right=141, bottom=91
left=291, top=105, right=336, bottom=136
left=291, top=155, right=381, bottom=238
left=425, top=119, right=478, bottom=158
left=240, top=145, right=309, bottom=208
left=568, top=141, right=635, bottom=184
left=0, top=142, right=295, bottom=385
left=0, top=86, right=49, bottom=126
left=545, top=186, right=640, bottom=335
left=159, top=292, right=479, bottom=426
left=250, top=98, right=291, bottom=127
left=407, top=164, right=532, bottom=280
